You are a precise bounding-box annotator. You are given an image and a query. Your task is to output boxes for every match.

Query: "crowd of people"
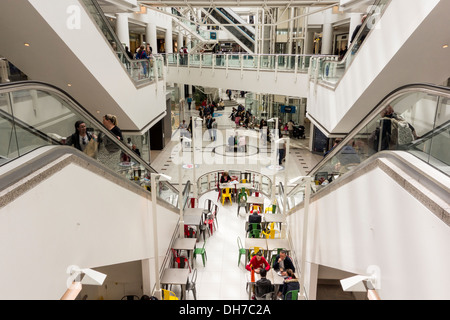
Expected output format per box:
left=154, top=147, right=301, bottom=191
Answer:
left=245, top=249, right=299, bottom=300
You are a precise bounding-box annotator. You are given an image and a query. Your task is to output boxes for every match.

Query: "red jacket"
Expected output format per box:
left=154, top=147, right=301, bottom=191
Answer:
left=246, top=256, right=270, bottom=272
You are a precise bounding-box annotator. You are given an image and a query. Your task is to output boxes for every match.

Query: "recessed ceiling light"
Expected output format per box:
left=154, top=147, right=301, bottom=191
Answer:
left=67, top=83, right=72, bottom=87
left=24, top=43, right=30, bottom=47
left=443, top=44, right=449, bottom=49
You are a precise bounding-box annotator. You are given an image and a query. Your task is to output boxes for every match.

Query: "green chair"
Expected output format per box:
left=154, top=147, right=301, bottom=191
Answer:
left=248, top=223, right=261, bottom=238
left=285, top=289, right=299, bottom=300
left=237, top=187, right=247, bottom=202
left=237, top=237, right=246, bottom=266
left=194, top=240, right=207, bottom=267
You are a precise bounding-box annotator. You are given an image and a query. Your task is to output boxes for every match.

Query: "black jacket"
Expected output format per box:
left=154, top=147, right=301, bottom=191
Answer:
left=255, top=278, right=274, bottom=297
left=66, top=132, right=93, bottom=151
left=282, top=278, right=300, bottom=299
left=273, top=255, right=295, bottom=273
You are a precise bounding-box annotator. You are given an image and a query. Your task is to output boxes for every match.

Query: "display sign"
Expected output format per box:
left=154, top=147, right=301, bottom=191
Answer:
left=281, top=105, right=296, bottom=113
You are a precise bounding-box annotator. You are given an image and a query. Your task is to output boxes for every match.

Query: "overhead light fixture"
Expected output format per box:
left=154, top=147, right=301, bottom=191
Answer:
left=67, top=83, right=72, bottom=87
left=443, top=44, right=449, bottom=49
left=24, top=43, right=30, bottom=47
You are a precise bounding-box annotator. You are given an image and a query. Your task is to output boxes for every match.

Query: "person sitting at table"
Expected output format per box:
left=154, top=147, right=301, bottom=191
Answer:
left=246, top=251, right=270, bottom=274
left=255, top=268, right=274, bottom=300
left=220, top=171, right=232, bottom=183
left=247, top=210, right=262, bottom=236
left=277, top=269, right=300, bottom=300
left=273, top=250, right=295, bottom=275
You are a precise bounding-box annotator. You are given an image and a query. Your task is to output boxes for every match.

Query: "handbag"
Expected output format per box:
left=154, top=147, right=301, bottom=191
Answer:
left=83, top=138, right=98, bottom=158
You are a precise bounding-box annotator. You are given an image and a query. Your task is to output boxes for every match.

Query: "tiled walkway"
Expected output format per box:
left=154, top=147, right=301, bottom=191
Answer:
left=153, top=95, right=323, bottom=300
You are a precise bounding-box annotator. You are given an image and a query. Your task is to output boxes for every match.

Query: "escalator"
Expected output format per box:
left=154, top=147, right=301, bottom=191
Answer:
left=286, top=83, right=450, bottom=210
left=0, top=0, right=166, bottom=131
left=277, top=84, right=450, bottom=299
left=0, top=81, right=183, bottom=209
left=207, top=8, right=255, bottom=53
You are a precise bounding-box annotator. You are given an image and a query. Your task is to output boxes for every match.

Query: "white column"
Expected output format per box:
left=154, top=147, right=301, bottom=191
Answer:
left=115, top=13, right=130, bottom=47
left=178, top=32, right=184, bottom=51
left=146, top=22, right=158, bottom=54
left=348, top=13, right=363, bottom=47
left=321, top=9, right=333, bottom=55
left=165, top=24, right=173, bottom=54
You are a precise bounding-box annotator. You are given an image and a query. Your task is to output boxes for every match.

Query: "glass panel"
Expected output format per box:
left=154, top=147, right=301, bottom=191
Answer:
left=314, top=0, right=391, bottom=85
left=81, top=0, right=156, bottom=84
left=1, top=86, right=180, bottom=210
left=288, top=87, right=450, bottom=209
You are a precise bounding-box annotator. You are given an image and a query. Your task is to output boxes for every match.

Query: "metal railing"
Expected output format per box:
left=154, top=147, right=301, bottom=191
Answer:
left=286, top=84, right=450, bottom=212
left=0, top=81, right=181, bottom=210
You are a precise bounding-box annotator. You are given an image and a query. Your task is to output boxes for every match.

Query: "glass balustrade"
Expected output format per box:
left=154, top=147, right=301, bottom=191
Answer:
left=81, top=0, right=164, bottom=84
left=286, top=85, right=450, bottom=211
left=196, top=170, right=273, bottom=199
left=0, top=82, right=180, bottom=209
left=165, top=53, right=331, bottom=75
left=310, top=0, right=391, bottom=86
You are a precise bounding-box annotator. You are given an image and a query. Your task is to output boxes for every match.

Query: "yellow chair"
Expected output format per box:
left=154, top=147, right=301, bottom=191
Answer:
left=262, top=223, right=281, bottom=239
left=264, top=207, right=273, bottom=214
left=249, top=246, right=262, bottom=260
left=221, top=188, right=232, bottom=205
left=161, top=289, right=179, bottom=300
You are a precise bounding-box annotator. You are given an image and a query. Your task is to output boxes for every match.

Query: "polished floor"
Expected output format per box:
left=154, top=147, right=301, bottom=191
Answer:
left=152, top=95, right=323, bottom=300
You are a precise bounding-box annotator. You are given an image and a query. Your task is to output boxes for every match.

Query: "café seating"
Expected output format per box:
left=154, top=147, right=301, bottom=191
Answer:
left=249, top=246, right=262, bottom=260
left=248, top=223, right=261, bottom=238
left=262, top=222, right=281, bottom=239
left=255, top=292, right=274, bottom=300
left=171, top=248, right=191, bottom=272
left=204, top=213, right=215, bottom=236
left=237, top=236, right=246, bottom=266
left=161, top=289, right=179, bottom=300
left=221, top=188, right=232, bottom=205
left=186, top=269, right=198, bottom=300
left=237, top=188, right=248, bottom=203
left=194, top=239, right=207, bottom=267
left=285, top=289, right=299, bottom=300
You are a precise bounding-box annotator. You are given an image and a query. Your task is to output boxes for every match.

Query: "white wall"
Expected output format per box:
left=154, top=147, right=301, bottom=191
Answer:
left=287, top=155, right=450, bottom=299
left=307, top=0, right=449, bottom=135
left=0, top=0, right=167, bottom=132
left=166, top=66, right=310, bottom=98
left=0, top=161, right=178, bottom=299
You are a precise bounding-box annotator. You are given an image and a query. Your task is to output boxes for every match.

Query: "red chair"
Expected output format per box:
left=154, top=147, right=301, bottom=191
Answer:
left=204, top=213, right=215, bottom=236
left=171, top=248, right=191, bottom=272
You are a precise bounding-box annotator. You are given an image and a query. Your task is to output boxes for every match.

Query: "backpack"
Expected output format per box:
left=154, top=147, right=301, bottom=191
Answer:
left=390, top=118, right=414, bottom=145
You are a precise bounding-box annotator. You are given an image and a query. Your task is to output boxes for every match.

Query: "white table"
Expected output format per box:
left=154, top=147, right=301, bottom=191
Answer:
left=183, top=208, right=205, bottom=241
left=247, top=196, right=265, bottom=212
left=160, top=268, right=190, bottom=300
left=244, top=238, right=268, bottom=265
left=172, top=238, right=197, bottom=267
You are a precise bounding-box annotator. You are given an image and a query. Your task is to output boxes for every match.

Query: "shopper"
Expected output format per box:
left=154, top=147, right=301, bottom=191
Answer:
left=246, top=251, right=270, bottom=273
left=65, top=120, right=95, bottom=153
left=272, top=250, right=296, bottom=273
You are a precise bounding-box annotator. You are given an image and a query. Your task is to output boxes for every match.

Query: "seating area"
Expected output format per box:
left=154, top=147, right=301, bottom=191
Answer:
left=160, top=187, right=297, bottom=300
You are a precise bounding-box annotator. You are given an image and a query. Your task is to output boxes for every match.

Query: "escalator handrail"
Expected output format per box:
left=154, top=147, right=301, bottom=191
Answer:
left=215, top=8, right=255, bottom=41
left=289, top=83, right=450, bottom=197
left=79, top=0, right=163, bottom=82
left=314, top=0, right=392, bottom=84
left=0, top=80, right=180, bottom=199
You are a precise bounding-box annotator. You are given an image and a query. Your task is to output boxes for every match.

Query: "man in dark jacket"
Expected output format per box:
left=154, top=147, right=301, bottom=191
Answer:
left=247, top=211, right=262, bottom=236
left=272, top=250, right=295, bottom=273
left=255, top=268, right=274, bottom=299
